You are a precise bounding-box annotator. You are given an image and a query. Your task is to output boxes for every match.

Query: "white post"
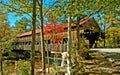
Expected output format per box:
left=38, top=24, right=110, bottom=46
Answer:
left=67, top=13, right=72, bottom=75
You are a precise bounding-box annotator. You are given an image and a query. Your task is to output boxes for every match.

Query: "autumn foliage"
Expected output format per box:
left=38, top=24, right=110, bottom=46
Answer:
left=44, top=22, right=65, bottom=50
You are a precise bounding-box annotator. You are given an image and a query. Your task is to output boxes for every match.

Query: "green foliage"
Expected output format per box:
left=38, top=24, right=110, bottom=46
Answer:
left=45, top=0, right=120, bottom=23
left=70, top=39, right=89, bottom=73
left=105, top=27, right=120, bottom=47
left=13, top=17, right=32, bottom=34
left=1, top=0, right=33, bottom=16
left=3, top=70, right=9, bottom=75
left=15, top=60, right=30, bottom=75
left=97, top=27, right=120, bottom=48
left=49, top=67, right=58, bottom=75
left=2, top=60, right=14, bottom=75
left=0, top=13, right=15, bottom=54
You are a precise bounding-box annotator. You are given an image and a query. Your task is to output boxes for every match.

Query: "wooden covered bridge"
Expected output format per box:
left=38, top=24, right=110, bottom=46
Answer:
left=12, top=18, right=100, bottom=53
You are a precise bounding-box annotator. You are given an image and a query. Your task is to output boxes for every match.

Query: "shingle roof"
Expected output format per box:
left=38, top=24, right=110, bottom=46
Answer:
left=16, top=18, right=90, bottom=38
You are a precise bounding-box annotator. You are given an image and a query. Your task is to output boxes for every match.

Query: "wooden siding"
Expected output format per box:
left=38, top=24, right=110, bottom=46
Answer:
left=12, top=43, right=71, bottom=52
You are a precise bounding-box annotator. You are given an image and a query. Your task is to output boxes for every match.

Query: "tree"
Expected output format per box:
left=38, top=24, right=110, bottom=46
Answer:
left=0, top=13, right=6, bottom=75
left=97, top=0, right=120, bottom=47
left=1, top=1, right=58, bottom=74
left=44, top=22, right=64, bottom=48
left=0, top=13, right=15, bottom=75
left=37, top=0, right=46, bottom=74
left=44, top=0, right=120, bottom=74
left=106, top=27, right=120, bottom=47
left=1, top=0, right=120, bottom=74
left=13, top=17, right=32, bottom=34
left=1, top=0, right=32, bottom=16
left=67, top=13, right=72, bottom=75
left=31, top=0, right=36, bottom=75
left=1, top=0, right=40, bottom=29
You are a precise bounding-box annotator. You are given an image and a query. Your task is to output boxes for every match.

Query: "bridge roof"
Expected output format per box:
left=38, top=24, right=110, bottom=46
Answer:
left=16, top=18, right=90, bottom=38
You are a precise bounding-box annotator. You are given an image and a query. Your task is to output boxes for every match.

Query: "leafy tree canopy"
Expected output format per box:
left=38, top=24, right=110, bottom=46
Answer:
left=13, top=17, right=32, bottom=34
left=0, top=13, right=15, bottom=53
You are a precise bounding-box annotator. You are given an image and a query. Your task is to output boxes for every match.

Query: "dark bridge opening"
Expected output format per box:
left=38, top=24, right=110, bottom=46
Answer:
left=83, top=29, right=99, bottom=48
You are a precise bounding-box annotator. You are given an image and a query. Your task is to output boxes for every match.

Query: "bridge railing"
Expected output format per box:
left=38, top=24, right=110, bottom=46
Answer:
left=12, top=43, right=71, bottom=52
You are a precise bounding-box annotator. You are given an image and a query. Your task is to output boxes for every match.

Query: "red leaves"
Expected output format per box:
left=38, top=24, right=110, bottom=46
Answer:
left=44, top=22, right=64, bottom=43
left=52, top=36, right=62, bottom=43
left=44, top=22, right=64, bottom=50
left=44, top=22, right=64, bottom=34
left=52, top=44, right=58, bottom=50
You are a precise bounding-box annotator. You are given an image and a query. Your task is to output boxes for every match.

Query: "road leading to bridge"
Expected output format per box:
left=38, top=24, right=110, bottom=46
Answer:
left=90, top=48, right=120, bottom=53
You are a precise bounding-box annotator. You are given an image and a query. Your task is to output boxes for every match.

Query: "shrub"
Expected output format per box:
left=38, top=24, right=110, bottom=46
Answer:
left=15, top=60, right=30, bottom=75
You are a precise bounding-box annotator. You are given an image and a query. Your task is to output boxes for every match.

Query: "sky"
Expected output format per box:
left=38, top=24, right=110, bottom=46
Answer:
left=7, top=12, right=22, bottom=26
left=7, top=12, right=30, bottom=26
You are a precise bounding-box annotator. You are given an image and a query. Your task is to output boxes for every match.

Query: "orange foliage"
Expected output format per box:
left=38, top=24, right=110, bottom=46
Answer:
left=52, top=44, right=58, bottom=50
left=44, top=22, right=64, bottom=34
left=44, top=22, right=64, bottom=50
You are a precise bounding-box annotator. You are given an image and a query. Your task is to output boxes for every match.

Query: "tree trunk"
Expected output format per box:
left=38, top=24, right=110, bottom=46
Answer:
left=31, top=0, right=36, bottom=75
left=0, top=54, right=3, bottom=75
left=40, top=0, right=46, bottom=74
left=67, top=13, right=72, bottom=75
left=76, top=16, right=80, bottom=50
